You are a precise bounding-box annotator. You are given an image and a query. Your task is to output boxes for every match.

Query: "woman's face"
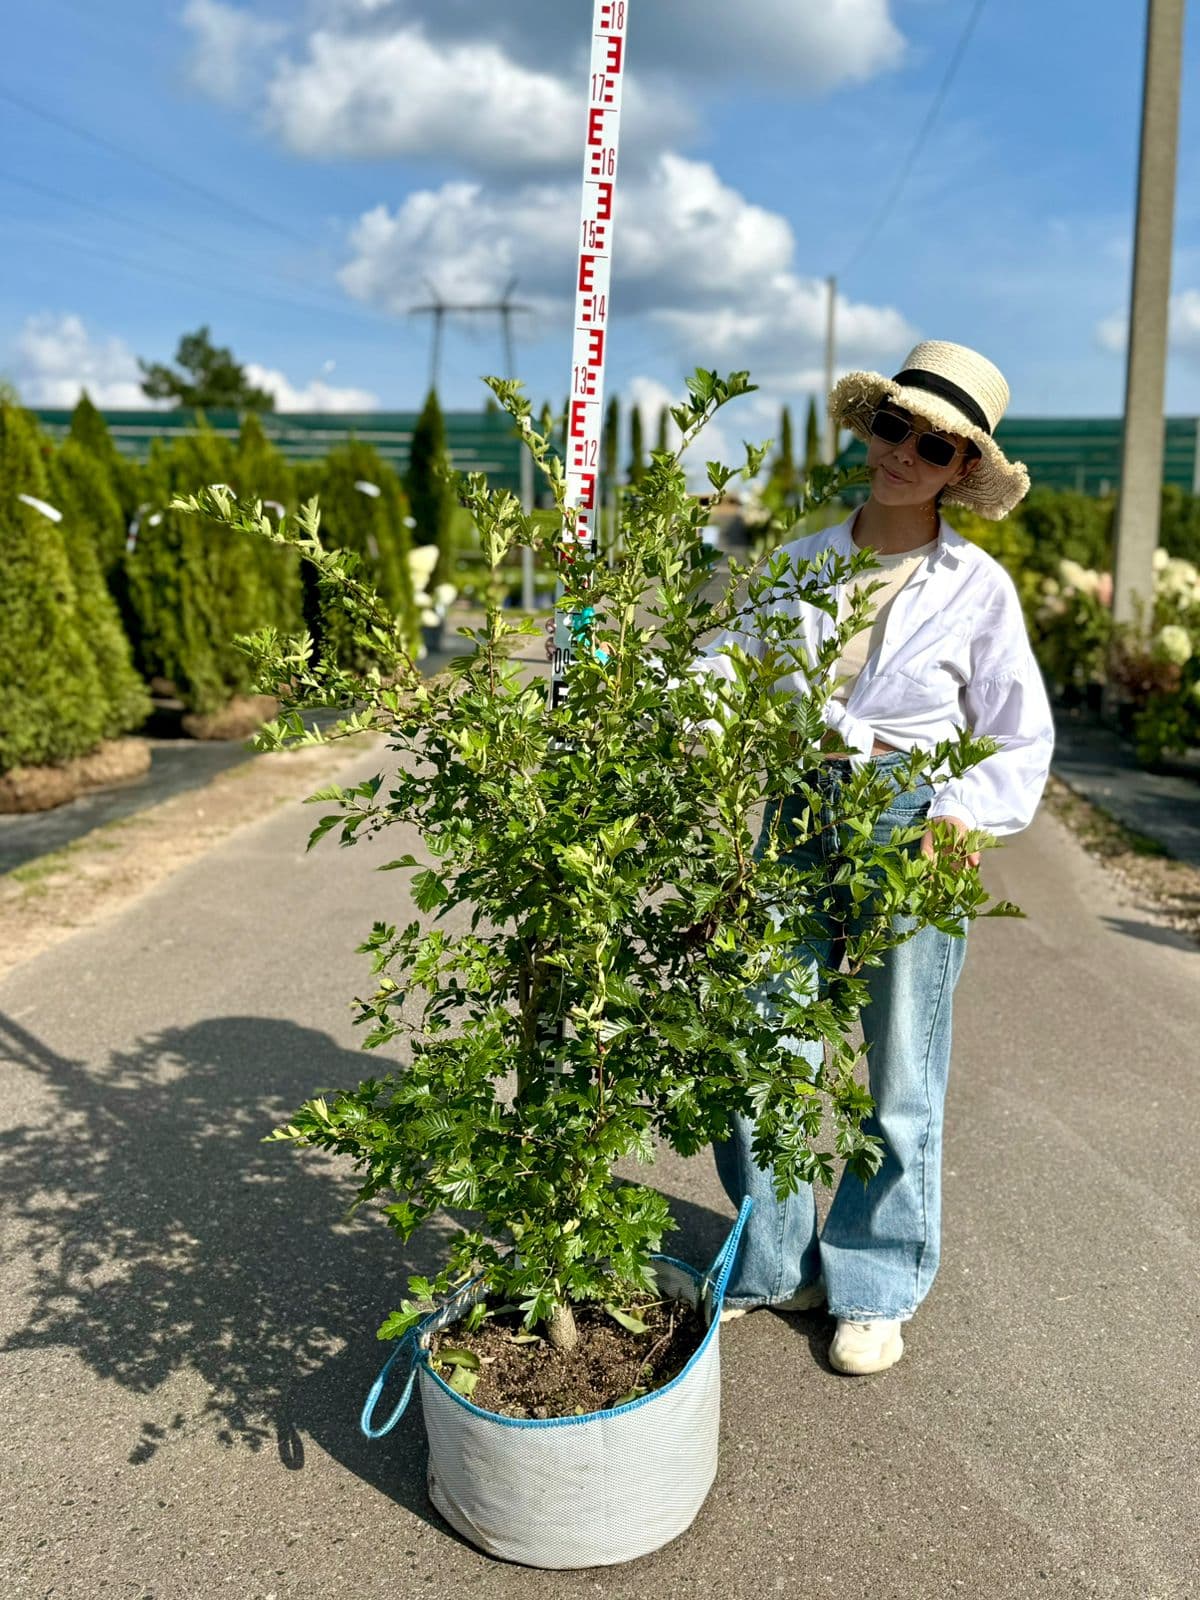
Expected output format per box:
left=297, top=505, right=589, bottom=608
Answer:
left=865, top=404, right=978, bottom=508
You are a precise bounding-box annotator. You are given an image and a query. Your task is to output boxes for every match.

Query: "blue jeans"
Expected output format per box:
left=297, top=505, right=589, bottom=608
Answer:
left=713, top=751, right=969, bottom=1322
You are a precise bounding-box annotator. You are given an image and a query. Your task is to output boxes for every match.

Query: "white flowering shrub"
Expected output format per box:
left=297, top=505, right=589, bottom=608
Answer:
left=1029, top=549, right=1200, bottom=765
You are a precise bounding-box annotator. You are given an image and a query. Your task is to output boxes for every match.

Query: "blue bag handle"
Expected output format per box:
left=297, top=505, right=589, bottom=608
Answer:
left=360, top=1331, right=420, bottom=1440
left=703, top=1195, right=754, bottom=1313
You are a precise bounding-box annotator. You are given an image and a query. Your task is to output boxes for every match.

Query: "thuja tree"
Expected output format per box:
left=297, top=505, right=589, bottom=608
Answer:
left=406, top=388, right=456, bottom=585
left=48, top=440, right=151, bottom=738
left=125, top=426, right=273, bottom=712
left=232, top=414, right=304, bottom=638
left=0, top=404, right=109, bottom=768
left=298, top=441, right=417, bottom=666
left=67, top=392, right=140, bottom=561
left=175, top=369, right=1016, bottom=1355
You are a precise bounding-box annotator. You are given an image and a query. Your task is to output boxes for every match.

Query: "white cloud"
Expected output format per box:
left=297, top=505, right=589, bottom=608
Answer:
left=1095, top=312, right=1127, bottom=355
left=188, top=2, right=903, bottom=173
left=11, top=313, right=157, bottom=408
left=1096, top=290, right=1200, bottom=363
left=1173, top=290, right=1200, bottom=359
left=340, top=155, right=795, bottom=314
left=183, top=0, right=286, bottom=105
left=243, top=361, right=378, bottom=410
left=650, top=281, right=915, bottom=379
left=264, top=23, right=690, bottom=173
left=305, top=0, right=905, bottom=94
left=7, top=314, right=377, bottom=413
left=337, top=154, right=916, bottom=385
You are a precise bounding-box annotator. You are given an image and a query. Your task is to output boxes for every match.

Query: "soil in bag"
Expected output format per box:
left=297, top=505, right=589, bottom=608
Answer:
left=430, top=1296, right=709, bottom=1420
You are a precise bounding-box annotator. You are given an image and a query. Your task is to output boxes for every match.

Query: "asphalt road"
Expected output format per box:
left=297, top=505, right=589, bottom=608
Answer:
left=1, top=735, right=1197, bottom=1600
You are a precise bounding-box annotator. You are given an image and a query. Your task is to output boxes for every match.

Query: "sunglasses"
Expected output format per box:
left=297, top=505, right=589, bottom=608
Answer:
left=868, top=407, right=967, bottom=470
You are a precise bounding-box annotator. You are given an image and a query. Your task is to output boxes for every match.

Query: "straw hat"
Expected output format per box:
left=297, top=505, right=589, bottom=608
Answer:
left=827, top=340, right=1030, bottom=520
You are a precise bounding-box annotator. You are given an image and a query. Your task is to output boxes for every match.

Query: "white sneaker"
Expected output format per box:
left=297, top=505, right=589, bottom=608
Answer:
left=719, top=1280, right=826, bottom=1324
left=828, top=1318, right=904, bottom=1374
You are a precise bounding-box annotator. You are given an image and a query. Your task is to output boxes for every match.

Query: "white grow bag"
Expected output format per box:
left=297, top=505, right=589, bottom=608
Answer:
left=360, top=1196, right=753, bottom=1569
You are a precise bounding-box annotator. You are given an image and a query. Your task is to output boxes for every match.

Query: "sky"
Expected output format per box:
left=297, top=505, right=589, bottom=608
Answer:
left=3, top=0, right=1200, bottom=458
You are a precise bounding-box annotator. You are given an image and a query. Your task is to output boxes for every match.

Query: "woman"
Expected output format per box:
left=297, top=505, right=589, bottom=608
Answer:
left=703, top=340, right=1056, bottom=1374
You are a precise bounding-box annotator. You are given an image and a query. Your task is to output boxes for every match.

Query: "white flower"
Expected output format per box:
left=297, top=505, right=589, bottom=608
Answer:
left=1152, top=547, right=1170, bottom=572
left=420, top=608, right=441, bottom=628
left=1151, top=624, right=1193, bottom=666
left=1058, top=558, right=1091, bottom=592
left=408, top=545, right=439, bottom=586
left=433, top=582, right=458, bottom=610
left=1156, top=558, right=1199, bottom=604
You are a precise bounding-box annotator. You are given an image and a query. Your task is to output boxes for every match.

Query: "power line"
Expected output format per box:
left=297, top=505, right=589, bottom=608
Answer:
left=0, top=81, right=310, bottom=249
left=5, top=219, right=395, bottom=334
left=837, top=0, right=988, bottom=276
left=0, top=168, right=361, bottom=316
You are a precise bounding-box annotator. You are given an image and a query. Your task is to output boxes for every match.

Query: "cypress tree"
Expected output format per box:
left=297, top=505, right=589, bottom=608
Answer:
left=628, top=406, right=646, bottom=486
left=656, top=405, right=670, bottom=457
left=67, top=392, right=138, bottom=573
left=304, top=441, right=417, bottom=666
left=0, top=404, right=109, bottom=768
left=603, top=396, right=620, bottom=484
left=767, top=404, right=797, bottom=501
left=48, top=440, right=151, bottom=738
left=804, top=397, right=822, bottom=474
left=602, top=395, right=620, bottom=552
left=232, top=413, right=304, bottom=638
left=124, top=422, right=270, bottom=714
left=406, top=389, right=455, bottom=585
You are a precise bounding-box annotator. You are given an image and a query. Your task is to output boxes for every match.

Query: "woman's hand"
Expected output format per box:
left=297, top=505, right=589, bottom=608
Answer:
left=920, top=815, right=981, bottom=870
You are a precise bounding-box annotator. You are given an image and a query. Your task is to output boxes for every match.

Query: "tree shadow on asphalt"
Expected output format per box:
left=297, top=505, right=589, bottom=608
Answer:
left=0, top=1010, right=735, bottom=1529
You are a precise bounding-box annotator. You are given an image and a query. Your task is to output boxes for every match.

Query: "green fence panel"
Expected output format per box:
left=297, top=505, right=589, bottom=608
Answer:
left=836, top=415, right=1200, bottom=495
left=32, top=408, right=529, bottom=495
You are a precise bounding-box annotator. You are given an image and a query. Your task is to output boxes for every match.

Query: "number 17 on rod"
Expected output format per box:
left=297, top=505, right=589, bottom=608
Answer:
left=551, top=0, right=629, bottom=710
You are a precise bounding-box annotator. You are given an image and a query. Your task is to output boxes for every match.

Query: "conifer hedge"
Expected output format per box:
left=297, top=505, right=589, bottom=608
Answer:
left=123, top=422, right=285, bottom=713
left=0, top=404, right=111, bottom=770
left=49, top=439, right=152, bottom=739
left=297, top=441, right=417, bottom=666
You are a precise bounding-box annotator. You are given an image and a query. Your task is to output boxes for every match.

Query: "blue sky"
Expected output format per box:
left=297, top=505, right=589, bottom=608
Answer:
left=2, top=0, right=1199, bottom=450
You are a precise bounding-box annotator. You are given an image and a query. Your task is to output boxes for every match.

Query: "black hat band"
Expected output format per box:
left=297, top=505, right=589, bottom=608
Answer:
left=890, top=369, right=992, bottom=436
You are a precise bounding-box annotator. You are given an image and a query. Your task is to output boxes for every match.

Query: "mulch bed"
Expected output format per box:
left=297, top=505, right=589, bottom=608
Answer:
left=429, top=1296, right=709, bottom=1420
left=180, top=694, right=279, bottom=741
left=0, top=738, right=151, bottom=814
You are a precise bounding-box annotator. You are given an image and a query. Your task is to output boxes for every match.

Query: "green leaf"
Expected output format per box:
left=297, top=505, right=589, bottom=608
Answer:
left=611, top=1386, right=647, bottom=1407
left=603, top=1304, right=649, bottom=1335
left=436, top=1346, right=481, bottom=1370
left=448, top=1365, right=480, bottom=1397
left=411, top=869, right=449, bottom=911
left=307, top=814, right=342, bottom=851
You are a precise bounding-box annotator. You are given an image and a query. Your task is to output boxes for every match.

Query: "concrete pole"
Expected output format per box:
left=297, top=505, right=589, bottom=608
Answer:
left=1109, top=0, right=1185, bottom=683
left=824, top=275, right=837, bottom=463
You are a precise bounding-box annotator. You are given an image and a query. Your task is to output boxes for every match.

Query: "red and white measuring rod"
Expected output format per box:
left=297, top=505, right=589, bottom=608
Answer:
left=551, top=0, right=630, bottom=710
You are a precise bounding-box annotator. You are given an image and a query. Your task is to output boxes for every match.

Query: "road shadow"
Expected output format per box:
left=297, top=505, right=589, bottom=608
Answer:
left=0, top=1011, right=736, bottom=1530
left=0, top=1011, right=453, bottom=1478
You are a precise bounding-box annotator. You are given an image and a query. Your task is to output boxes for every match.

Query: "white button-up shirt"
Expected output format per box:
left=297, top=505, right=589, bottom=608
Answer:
left=694, top=510, right=1056, bottom=837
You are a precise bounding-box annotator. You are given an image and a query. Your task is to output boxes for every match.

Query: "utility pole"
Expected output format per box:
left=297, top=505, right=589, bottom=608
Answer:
left=409, top=277, right=534, bottom=395
left=824, top=274, right=837, bottom=463
left=1108, top=0, right=1185, bottom=711
left=409, top=276, right=538, bottom=606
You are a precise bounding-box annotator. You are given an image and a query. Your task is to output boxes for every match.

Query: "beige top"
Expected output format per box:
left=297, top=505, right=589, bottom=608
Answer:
left=830, top=535, right=939, bottom=706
